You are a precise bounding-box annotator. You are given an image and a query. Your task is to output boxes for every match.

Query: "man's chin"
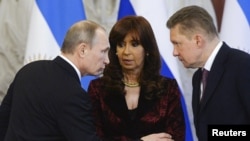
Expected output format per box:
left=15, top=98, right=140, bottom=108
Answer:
left=183, top=63, right=191, bottom=69
left=95, top=71, right=103, bottom=77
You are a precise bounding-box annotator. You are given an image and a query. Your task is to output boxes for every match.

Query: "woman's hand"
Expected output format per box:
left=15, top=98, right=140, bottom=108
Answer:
left=140, top=132, right=174, bottom=141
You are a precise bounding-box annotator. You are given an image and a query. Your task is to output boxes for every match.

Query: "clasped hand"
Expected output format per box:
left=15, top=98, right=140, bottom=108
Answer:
left=140, top=132, right=174, bottom=141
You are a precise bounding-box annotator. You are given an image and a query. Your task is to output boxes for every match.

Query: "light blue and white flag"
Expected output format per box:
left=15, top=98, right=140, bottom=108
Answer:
left=24, top=0, right=94, bottom=89
left=24, top=0, right=86, bottom=64
left=220, top=0, right=250, bottom=54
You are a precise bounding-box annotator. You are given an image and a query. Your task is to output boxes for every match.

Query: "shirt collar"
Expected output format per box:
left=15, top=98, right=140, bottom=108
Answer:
left=204, top=41, right=223, bottom=71
left=59, top=54, right=81, bottom=81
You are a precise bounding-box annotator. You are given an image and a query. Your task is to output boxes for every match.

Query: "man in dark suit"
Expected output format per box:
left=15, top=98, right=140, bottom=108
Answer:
left=166, top=5, right=250, bottom=141
left=0, top=20, right=110, bottom=141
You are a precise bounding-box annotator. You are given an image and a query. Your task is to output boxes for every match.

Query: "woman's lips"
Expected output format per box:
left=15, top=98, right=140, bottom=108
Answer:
left=122, top=59, right=133, bottom=64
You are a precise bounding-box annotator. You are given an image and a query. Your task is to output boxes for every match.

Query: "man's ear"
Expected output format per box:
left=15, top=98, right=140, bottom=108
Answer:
left=194, top=34, right=204, bottom=47
left=78, top=43, right=87, bottom=57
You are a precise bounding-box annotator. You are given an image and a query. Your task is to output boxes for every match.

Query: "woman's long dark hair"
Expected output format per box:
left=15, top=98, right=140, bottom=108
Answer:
left=102, top=15, right=167, bottom=99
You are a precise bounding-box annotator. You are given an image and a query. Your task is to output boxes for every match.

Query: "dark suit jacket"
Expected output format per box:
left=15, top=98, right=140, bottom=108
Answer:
left=0, top=56, right=100, bottom=141
left=192, top=42, right=250, bottom=141
left=88, top=77, right=185, bottom=141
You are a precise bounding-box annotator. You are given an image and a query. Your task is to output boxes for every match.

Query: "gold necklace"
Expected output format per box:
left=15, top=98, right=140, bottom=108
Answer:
left=122, top=80, right=140, bottom=87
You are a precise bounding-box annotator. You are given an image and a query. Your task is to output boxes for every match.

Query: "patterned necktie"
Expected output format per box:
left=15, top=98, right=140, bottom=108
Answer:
left=201, top=69, right=209, bottom=100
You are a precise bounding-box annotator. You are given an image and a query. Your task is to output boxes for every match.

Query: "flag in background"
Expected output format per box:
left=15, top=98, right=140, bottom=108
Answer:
left=24, top=0, right=94, bottom=89
left=24, top=0, right=86, bottom=64
left=219, top=0, right=250, bottom=54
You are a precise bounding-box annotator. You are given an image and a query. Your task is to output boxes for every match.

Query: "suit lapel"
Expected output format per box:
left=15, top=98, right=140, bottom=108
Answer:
left=199, top=43, right=230, bottom=111
left=192, top=69, right=202, bottom=117
left=53, top=56, right=80, bottom=84
left=199, top=65, right=224, bottom=109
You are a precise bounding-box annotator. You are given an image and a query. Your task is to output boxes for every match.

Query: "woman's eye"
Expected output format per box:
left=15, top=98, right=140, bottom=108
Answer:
left=131, top=41, right=139, bottom=47
left=117, top=42, right=125, bottom=47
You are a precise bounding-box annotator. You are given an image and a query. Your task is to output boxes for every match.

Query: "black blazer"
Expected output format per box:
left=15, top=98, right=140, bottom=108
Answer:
left=0, top=56, right=100, bottom=141
left=192, top=42, right=250, bottom=141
